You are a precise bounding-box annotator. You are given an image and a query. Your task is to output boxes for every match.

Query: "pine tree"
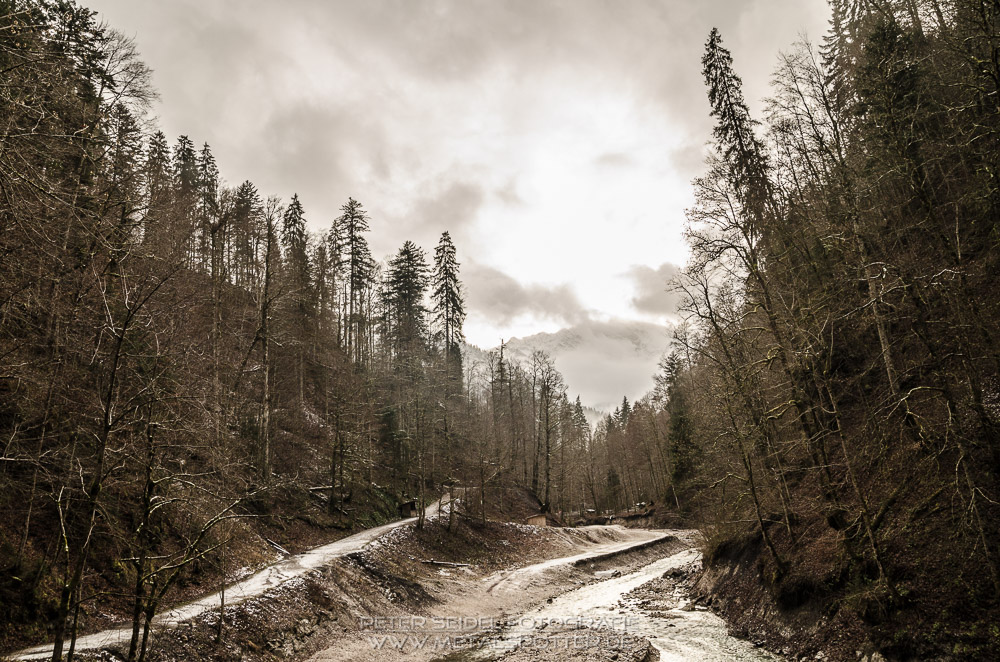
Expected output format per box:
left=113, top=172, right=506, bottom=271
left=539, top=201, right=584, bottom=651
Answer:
left=196, top=143, right=220, bottom=270
left=141, top=131, right=172, bottom=251
left=385, top=240, right=430, bottom=355
left=618, top=396, right=631, bottom=428
left=431, top=231, right=466, bottom=376
left=320, top=212, right=346, bottom=347
left=701, top=28, right=774, bottom=232
left=172, top=135, right=197, bottom=203
left=172, top=135, right=198, bottom=263
left=821, top=0, right=876, bottom=96
left=312, top=238, right=334, bottom=342
left=334, top=197, right=373, bottom=363
left=230, top=180, right=263, bottom=289
left=572, top=396, right=590, bottom=439
left=281, top=194, right=312, bottom=404
left=281, top=193, right=310, bottom=290
left=102, top=104, right=145, bottom=264
left=657, top=351, right=694, bottom=483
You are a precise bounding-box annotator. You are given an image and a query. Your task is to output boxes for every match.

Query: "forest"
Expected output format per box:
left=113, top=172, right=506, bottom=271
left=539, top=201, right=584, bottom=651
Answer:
left=2, top=0, right=999, bottom=660
left=661, top=0, right=1000, bottom=658
left=0, top=2, right=612, bottom=658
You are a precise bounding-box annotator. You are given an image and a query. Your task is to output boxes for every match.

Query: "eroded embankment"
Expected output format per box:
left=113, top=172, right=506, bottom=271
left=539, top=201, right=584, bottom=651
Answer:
left=690, top=534, right=890, bottom=662
left=27, top=517, right=678, bottom=662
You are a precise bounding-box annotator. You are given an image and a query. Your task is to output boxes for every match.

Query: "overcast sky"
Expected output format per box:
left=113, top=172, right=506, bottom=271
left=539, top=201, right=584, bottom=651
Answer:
left=87, top=0, right=830, bottom=404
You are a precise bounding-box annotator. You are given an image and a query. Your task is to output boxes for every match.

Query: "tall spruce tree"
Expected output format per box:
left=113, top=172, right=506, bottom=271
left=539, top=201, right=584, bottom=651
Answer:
left=701, top=28, right=774, bottom=232
left=281, top=194, right=311, bottom=404
left=172, top=135, right=198, bottom=263
left=386, top=240, right=430, bottom=355
left=196, top=142, right=220, bottom=270
left=431, top=231, right=466, bottom=377
left=230, top=180, right=263, bottom=289
left=334, top=197, right=373, bottom=363
left=141, top=130, right=172, bottom=251
left=281, top=193, right=310, bottom=290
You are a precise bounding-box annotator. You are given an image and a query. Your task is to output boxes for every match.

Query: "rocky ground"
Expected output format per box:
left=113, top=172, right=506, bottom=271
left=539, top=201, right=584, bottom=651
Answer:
left=492, top=630, right=658, bottom=662
left=32, top=510, right=689, bottom=662
left=14, top=503, right=906, bottom=662
left=303, top=521, right=688, bottom=662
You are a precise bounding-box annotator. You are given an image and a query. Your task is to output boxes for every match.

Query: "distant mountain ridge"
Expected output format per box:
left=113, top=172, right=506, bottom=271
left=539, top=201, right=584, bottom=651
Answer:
left=462, top=319, right=672, bottom=414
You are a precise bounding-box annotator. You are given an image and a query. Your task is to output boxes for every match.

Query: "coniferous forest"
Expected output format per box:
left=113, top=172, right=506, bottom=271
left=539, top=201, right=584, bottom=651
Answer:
left=0, top=4, right=597, bottom=657
left=2, top=0, right=1000, bottom=660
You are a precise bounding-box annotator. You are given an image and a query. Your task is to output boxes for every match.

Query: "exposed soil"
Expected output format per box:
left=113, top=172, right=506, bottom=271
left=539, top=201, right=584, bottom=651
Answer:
left=18, top=491, right=890, bottom=662
left=8, top=509, right=688, bottom=662
left=0, top=481, right=399, bottom=656
left=304, top=519, right=685, bottom=662
left=690, top=533, right=903, bottom=662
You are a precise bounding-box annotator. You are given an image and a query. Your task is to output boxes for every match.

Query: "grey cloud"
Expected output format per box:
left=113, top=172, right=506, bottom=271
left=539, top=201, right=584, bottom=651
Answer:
left=626, top=262, right=685, bottom=317
left=257, top=105, right=368, bottom=200
left=561, top=343, right=663, bottom=412
left=669, top=141, right=711, bottom=180
left=301, top=0, right=827, bottom=128
left=594, top=152, right=635, bottom=169
left=410, top=181, right=484, bottom=239
left=317, top=0, right=827, bottom=201
left=503, top=318, right=672, bottom=411
left=113, top=4, right=292, bottom=145
left=495, top=180, right=524, bottom=207
left=465, top=262, right=588, bottom=327
left=90, top=0, right=829, bottom=231
left=371, top=181, right=485, bottom=259
left=163, top=0, right=823, bottom=130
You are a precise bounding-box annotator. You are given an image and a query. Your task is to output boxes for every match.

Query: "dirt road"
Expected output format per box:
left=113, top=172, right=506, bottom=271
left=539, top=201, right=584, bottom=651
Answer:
left=8, top=501, right=442, bottom=661
left=9, top=511, right=778, bottom=662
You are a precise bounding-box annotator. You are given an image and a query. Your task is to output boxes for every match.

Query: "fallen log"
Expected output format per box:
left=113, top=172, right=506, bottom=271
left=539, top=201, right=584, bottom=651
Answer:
left=410, top=556, right=470, bottom=567
left=263, top=537, right=290, bottom=556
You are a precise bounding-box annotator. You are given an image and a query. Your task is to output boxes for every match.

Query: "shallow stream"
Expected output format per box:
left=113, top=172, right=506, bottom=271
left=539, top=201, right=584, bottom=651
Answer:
left=475, top=548, right=783, bottom=661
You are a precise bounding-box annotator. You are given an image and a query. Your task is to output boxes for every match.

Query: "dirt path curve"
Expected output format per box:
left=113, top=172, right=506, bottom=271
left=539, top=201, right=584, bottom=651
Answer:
left=8, top=501, right=442, bottom=661
left=484, top=526, right=669, bottom=594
